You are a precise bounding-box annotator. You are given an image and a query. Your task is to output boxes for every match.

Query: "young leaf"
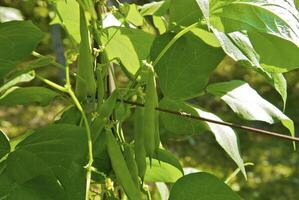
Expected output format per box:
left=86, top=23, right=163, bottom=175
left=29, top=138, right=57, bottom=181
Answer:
left=0, top=131, right=10, bottom=159
left=101, top=27, right=154, bottom=74
left=169, top=172, right=242, bottom=200
left=0, top=87, right=58, bottom=106
left=151, top=32, right=224, bottom=100
left=207, top=80, right=295, bottom=141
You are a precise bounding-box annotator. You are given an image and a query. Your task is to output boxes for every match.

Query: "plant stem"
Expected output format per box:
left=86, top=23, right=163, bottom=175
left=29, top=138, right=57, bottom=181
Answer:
left=152, top=22, right=199, bottom=67
left=36, top=74, right=67, bottom=92
left=36, top=67, right=94, bottom=200
left=225, top=163, right=254, bottom=184
left=65, top=66, right=94, bottom=200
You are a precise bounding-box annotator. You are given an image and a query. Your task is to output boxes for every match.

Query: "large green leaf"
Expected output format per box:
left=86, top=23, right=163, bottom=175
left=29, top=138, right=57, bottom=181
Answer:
left=101, top=27, right=155, bottom=74
left=159, top=98, right=246, bottom=177
left=0, top=60, right=16, bottom=80
left=0, top=21, right=44, bottom=79
left=151, top=32, right=224, bottom=100
left=210, top=0, right=299, bottom=45
left=169, top=172, right=242, bottom=200
left=207, top=80, right=295, bottom=140
left=0, top=87, right=58, bottom=106
left=159, top=98, right=206, bottom=136
left=0, top=124, right=87, bottom=200
left=0, top=21, right=44, bottom=61
left=52, top=0, right=80, bottom=42
left=0, top=131, right=10, bottom=159
left=211, top=28, right=287, bottom=107
left=169, top=0, right=202, bottom=28
left=248, top=31, right=299, bottom=73
left=144, top=149, right=183, bottom=183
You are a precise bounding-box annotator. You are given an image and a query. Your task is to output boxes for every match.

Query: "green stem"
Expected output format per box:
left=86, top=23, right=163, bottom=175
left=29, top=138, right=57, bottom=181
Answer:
left=36, top=74, right=67, bottom=92
left=225, top=162, right=254, bottom=184
left=152, top=22, right=199, bottom=67
left=65, top=66, right=94, bottom=200
left=37, top=66, right=94, bottom=200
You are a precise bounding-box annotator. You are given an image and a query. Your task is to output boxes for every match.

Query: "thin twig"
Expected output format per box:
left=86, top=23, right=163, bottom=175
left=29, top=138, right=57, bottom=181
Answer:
left=121, top=100, right=299, bottom=143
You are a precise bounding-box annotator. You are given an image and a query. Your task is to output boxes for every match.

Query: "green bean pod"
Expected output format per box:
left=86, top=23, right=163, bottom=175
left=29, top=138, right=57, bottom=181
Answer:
left=75, top=7, right=96, bottom=101
left=106, top=130, right=142, bottom=200
left=143, top=68, right=157, bottom=158
left=134, top=104, right=147, bottom=182
left=123, top=144, right=140, bottom=187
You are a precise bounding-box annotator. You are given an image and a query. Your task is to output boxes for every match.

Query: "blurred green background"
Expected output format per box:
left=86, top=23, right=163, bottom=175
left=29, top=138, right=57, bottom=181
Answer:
left=0, top=0, right=299, bottom=199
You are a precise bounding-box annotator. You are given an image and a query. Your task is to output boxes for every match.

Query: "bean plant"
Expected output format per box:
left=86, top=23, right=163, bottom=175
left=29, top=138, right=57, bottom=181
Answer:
left=0, top=0, right=298, bottom=199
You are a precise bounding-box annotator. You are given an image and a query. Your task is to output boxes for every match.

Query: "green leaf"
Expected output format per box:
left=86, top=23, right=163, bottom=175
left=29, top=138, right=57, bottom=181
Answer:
left=0, top=87, right=58, bottom=106
left=55, top=106, right=81, bottom=125
left=0, top=21, right=44, bottom=79
left=151, top=32, right=224, bottom=100
left=195, top=107, right=246, bottom=178
left=207, top=80, right=295, bottom=141
left=169, top=172, right=242, bottom=200
left=52, top=0, right=80, bottom=42
left=159, top=98, right=246, bottom=177
left=101, top=27, right=155, bottom=74
left=139, top=0, right=170, bottom=16
left=211, top=29, right=287, bottom=107
left=0, top=21, right=44, bottom=61
left=210, top=0, right=299, bottom=45
left=0, top=124, right=87, bottom=200
left=0, top=59, right=16, bottom=80
left=121, top=3, right=144, bottom=26
left=0, top=131, right=10, bottom=159
left=0, top=71, right=35, bottom=94
left=159, top=98, right=206, bottom=136
left=248, top=31, right=299, bottom=73
left=144, top=149, right=183, bottom=183
left=169, top=0, right=202, bottom=28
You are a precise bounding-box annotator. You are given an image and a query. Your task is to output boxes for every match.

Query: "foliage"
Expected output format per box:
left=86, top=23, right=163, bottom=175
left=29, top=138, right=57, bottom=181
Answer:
left=0, top=0, right=299, bottom=199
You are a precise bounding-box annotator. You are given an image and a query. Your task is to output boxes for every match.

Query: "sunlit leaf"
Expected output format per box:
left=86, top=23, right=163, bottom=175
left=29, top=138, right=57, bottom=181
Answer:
left=101, top=27, right=154, bottom=74
left=207, top=80, right=295, bottom=143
